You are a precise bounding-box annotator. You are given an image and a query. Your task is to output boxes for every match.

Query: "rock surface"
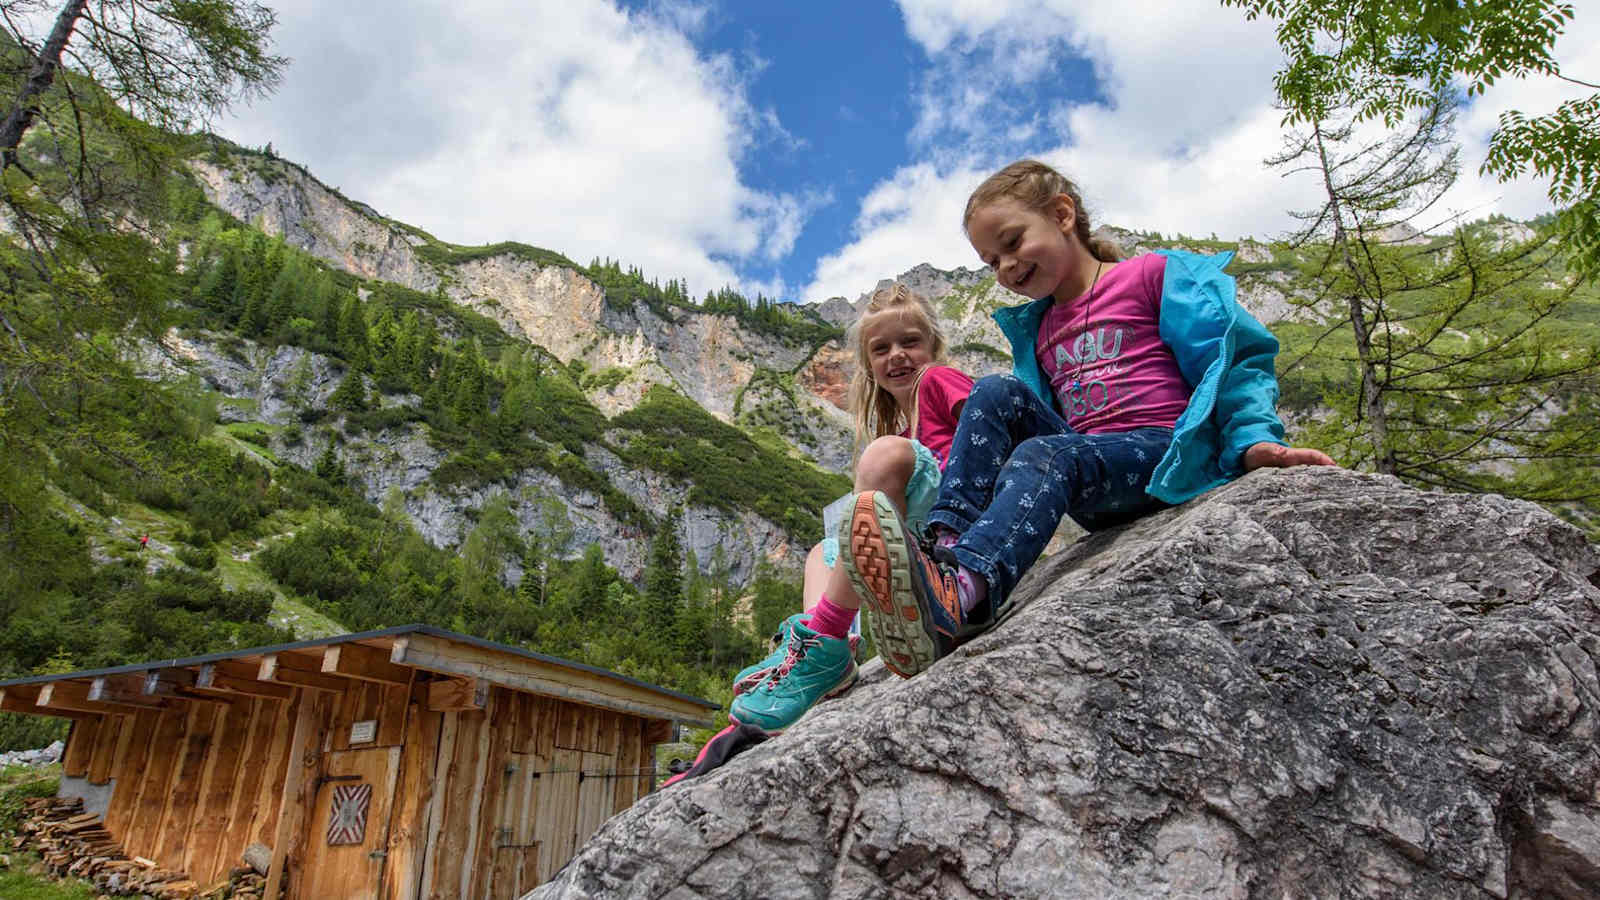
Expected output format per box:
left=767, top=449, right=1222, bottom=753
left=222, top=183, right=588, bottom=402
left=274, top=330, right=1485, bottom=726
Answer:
left=528, top=468, right=1600, bottom=899
left=0, top=740, right=64, bottom=769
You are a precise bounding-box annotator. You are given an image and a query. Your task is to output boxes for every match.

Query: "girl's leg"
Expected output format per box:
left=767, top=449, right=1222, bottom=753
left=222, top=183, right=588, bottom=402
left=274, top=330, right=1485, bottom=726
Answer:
left=823, top=436, right=918, bottom=613
left=951, top=427, right=1173, bottom=608
left=926, top=375, right=1070, bottom=539
left=801, top=542, right=829, bottom=613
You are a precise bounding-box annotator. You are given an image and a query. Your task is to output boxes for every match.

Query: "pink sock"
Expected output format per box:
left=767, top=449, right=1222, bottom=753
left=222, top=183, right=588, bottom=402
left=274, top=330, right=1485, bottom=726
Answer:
left=804, top=595, right=856, bottom=639
left=956, top=566, right=987, bottom=616
left=931, top=529, right=984, bottom=615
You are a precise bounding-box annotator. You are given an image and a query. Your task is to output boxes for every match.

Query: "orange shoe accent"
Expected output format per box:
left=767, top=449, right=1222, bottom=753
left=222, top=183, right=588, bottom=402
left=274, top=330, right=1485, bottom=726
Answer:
left=850, top=493, right=894, bottom=614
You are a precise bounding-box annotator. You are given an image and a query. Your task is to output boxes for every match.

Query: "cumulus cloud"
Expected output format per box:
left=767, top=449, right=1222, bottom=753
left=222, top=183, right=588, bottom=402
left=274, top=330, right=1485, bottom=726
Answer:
left=221, top=0, right=812, bottom=297
left=803, top=0, right=1594, bottom=300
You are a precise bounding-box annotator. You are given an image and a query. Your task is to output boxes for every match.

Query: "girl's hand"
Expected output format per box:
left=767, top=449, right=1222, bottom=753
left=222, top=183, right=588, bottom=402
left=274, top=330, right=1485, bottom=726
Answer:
left=1243, top=442, right=1337, bottom=471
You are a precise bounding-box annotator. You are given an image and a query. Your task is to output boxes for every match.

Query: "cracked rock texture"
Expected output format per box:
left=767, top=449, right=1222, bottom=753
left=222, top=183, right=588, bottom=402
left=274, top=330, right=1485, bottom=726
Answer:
left=528, top=467, right=1600, bottom=899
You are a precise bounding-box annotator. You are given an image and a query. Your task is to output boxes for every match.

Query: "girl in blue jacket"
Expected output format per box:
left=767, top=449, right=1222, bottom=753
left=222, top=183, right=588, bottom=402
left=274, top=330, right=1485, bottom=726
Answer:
left=841, top=159, right=1336, bottom=678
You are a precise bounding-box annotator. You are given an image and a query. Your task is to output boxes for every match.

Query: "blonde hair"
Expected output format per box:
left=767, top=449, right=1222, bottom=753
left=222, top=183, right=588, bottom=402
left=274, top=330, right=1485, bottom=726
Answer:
left=845, top=283, right=947, bottom=458
left=963, top=159, right=1123, bottom=262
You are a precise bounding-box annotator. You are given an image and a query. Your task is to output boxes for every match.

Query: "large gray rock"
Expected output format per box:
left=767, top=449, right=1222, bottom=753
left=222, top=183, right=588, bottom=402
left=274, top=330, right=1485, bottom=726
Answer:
left=529, top=467, right=1600, bottom=899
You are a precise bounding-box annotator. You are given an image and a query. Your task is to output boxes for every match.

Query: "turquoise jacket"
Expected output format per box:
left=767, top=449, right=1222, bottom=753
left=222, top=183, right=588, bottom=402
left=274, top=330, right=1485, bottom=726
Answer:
left=991, top=249, right=1286, bottom=505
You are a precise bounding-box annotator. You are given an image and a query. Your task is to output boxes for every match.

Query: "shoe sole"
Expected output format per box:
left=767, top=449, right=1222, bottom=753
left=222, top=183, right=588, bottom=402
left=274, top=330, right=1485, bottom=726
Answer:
left=729, top=661, right=858, bottom=734
left=843, top=491, right=936, bottom=679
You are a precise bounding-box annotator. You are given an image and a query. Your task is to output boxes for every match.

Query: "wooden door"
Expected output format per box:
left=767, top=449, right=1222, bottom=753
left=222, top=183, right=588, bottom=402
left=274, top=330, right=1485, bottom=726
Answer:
left=299, top=747, right=402, bottom=900
left=484, top=751, right=545, bottom=898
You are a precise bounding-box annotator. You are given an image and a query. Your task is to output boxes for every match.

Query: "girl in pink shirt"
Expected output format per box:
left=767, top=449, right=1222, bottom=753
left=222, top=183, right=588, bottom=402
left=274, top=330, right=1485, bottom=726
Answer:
left=727, top=284, right=973, bottom=732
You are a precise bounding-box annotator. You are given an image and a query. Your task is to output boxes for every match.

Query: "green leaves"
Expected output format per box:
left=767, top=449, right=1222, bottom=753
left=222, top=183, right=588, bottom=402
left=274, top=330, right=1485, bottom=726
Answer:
left=1226, top=0, right=1573, bottom=125
left=1224, top=0, right=1598, bottom=273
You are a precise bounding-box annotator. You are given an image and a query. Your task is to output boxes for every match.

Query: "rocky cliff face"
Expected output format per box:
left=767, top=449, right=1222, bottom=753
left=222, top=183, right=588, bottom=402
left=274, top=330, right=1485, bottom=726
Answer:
left=141, top=332, right=806, bottom=584
left=529, top=468, right=1600, bottom=899
left=191, top=155, right=839, bottom=429
left=189, top=159, right=440, bottom=292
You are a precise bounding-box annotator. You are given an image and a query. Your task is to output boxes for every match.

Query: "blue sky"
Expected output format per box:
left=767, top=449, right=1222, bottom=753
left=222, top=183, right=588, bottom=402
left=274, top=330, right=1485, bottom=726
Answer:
left=217, top=1, right=1591, bottom=303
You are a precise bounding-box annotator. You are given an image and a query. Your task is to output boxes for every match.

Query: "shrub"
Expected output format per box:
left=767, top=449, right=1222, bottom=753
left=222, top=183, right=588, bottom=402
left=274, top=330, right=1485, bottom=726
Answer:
left=175, top=545, right=218, bottom=570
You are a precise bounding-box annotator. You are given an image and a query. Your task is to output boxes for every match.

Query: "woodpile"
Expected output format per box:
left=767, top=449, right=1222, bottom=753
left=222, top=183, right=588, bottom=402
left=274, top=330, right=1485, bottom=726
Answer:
left=223, top=843, right=278, bottom=899
left=10, top=796, right=282, bottom=898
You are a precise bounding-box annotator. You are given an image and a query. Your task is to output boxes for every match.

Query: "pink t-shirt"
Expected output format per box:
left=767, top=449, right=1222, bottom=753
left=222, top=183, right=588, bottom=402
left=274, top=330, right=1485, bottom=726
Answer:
left=1037, top=253, right=1191, bottom=434
left=898, top=365, right=973, bottom=469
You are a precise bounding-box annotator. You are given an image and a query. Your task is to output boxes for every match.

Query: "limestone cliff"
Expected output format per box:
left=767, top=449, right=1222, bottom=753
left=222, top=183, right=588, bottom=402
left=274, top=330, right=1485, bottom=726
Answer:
left=190, top=153, right=843, bottom=440
left=528, top=468, right=1600, bottom=899
left=139, top=332, right=808, bottom=584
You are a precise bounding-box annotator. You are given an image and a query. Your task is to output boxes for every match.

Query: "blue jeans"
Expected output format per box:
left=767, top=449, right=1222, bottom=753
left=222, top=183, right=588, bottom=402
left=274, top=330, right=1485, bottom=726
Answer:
left=926, top=375, right=1173, bottom=610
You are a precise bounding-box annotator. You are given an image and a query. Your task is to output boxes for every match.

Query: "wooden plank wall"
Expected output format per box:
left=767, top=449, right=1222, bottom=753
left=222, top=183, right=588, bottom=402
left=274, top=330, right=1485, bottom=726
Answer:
left=89, top=696, right=295, bottom=888
left=68, top=676, right=417, bottom=893
left=59, top=673, right=666, bottom=899
left=417, top=688, right=657, bottom=900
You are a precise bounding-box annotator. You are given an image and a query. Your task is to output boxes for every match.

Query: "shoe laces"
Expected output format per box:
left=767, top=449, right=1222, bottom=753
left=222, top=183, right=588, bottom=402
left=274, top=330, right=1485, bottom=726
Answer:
left=765, top=633, right=815, bottom=687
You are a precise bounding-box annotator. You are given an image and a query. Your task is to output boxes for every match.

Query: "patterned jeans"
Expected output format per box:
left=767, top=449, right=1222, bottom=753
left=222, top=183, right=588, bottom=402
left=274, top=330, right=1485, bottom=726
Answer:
left=926, top=375, right=1174, bottom=609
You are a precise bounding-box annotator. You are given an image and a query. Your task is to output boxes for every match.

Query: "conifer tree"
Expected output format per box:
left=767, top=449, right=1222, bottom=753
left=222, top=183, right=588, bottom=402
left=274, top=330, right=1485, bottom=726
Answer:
left=328, top=370, right=367, bottom=413
left=642, top=509, right=684, bottom=647
left=571, top=543, right=611, bottom=621
left=1224, top=0, right=1598, bottom=274
left=262, top=255, right=301, bottom=338
left=319, top=289, right=342, bottom=345
left=194, top=248, right=240, bottom=317
left=0, top=0, right=284, bottom=166
left=517, top=539, right=545, bottom=607
left=1271, top=91, right=1600, bottom=510
left=336, top=295, right=370, bottom=366
left=313, top=444, right=344, bottom=485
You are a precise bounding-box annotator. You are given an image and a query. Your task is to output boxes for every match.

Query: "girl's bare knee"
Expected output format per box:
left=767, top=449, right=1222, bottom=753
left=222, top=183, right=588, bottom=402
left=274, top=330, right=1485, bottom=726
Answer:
left=856, top=436, right=916, bottom=490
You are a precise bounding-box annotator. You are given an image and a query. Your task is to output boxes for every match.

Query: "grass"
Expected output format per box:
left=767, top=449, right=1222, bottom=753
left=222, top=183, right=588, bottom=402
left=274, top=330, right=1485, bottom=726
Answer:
left=214, top=549, right=345, bottom=639
left=0, top=767, right=91, bottom=900
left=218, top=423, right=283, bottom=462
left=0, top=854, right=99, bottom=900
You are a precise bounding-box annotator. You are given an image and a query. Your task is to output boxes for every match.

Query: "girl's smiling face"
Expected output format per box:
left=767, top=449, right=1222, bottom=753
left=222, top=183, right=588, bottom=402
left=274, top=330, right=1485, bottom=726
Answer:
left=966, top=196, right=1076, bottom=300
left=862, top=312, right=933, bottom=406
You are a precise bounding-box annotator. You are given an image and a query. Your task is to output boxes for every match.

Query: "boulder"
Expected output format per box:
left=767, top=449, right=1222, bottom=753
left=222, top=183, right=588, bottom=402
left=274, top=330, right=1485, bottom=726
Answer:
left=527, top=467, right=1600, bottom=899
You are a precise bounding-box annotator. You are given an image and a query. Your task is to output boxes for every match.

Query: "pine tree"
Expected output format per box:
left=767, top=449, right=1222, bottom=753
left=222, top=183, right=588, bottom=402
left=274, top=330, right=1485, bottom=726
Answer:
left=451, top=346, right=489, bottom=422
left=336, top=295, right=370, bottom=367
left=262, top=255, right=301, bottom=339
left=1271, top=92, right=1600, bottom=509
left=328, top=370, right=367, bottom=413
left=313, top=444, right=344, bottom=485
left=641, top=509, right=684, bottom=649
left=194, top=249, right=240, bottom=316
left=570, top=543, right=611, bottom=621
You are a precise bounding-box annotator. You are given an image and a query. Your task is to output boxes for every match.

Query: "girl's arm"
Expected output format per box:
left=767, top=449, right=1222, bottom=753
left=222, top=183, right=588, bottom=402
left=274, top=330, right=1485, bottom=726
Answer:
left=1219, top=300, right=1336, bottom=471
left=1158, top=251, right=1333, bottom=475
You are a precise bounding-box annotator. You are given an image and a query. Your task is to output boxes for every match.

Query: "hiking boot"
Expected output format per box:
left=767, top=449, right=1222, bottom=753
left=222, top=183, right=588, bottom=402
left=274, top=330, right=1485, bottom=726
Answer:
left=732, top=613, right=806, bottom=695
left=733, top=613, right=861, bottom=695
left=841, top=490, right=963, bottom=678
left=728, top=619, right=856, bottom=733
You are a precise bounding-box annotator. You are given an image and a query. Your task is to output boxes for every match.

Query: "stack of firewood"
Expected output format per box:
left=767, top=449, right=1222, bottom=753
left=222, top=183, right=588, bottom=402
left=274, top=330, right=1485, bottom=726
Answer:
left=12, top=796, right=201, bottom=898
left=218, top=844, right=283, bottom=899
left=222, top=864, right=270, bottom=899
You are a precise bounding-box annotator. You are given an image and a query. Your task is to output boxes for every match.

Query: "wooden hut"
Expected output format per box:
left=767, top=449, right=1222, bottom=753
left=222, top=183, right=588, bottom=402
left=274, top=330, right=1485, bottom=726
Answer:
left=0, top=624, right=718, bottom=899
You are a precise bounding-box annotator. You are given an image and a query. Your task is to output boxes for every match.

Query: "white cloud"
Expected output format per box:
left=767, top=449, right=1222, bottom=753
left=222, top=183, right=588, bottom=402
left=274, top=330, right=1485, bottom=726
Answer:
left=806, top=162, right=990, bottom=301
left=220, top=0, right=810, bottom=298
left=805, top=0, right=1595, bottom=300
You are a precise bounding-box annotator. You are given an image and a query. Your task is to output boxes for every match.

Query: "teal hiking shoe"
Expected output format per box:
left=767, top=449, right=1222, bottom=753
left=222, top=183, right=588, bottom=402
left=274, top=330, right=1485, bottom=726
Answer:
left=732, top=613, right=806, bottom=695
left=841, top=490, right=965, bottom=679
left=728, top=619, right=856, bottom=732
